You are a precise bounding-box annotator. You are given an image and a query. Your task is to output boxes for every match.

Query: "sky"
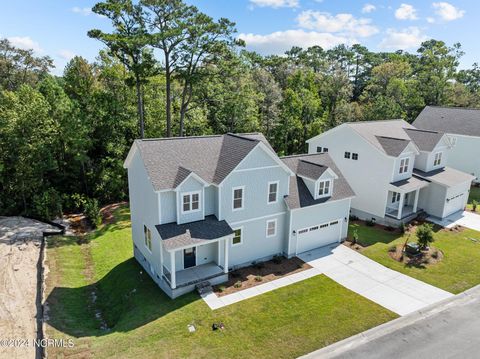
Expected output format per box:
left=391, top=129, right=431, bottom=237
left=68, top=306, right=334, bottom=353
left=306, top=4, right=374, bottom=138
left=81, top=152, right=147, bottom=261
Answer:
left=0, top=1, right=477, bottom=75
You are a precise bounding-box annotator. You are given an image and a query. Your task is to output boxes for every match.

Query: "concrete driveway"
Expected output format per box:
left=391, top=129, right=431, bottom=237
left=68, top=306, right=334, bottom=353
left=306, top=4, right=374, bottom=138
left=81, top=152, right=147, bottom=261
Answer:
left=298, top=245, right=453, bottom=316
left=428, top=210, right=480, bottom=231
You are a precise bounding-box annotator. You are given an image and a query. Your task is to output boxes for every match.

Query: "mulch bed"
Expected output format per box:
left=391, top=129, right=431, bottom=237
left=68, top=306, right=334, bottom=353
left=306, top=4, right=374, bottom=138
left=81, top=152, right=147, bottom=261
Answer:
left=388, top=244, right=444, bottom=267
left=213, top=256, right=312, bottom=297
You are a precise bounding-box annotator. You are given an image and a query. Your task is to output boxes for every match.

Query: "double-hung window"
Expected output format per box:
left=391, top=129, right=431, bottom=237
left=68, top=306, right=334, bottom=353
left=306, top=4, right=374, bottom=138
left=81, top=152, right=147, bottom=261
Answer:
left=182, top=192, right=200, bottom=213
left=434, top=152, right=442, bottom=166
left=266, top=219, right=277, bottom=237
left=232, top=228, right=242, bottom=245
left=391, top=192, right=400, bottom=204
left=232, top=187, right=244, bottom=210
left=318, top=180, right=331, bottom=197
left=268, top=181, right=278, bottom=203
left=144, top=225, right=152, bottom=251
left=399, top=158, right=410, bottom=174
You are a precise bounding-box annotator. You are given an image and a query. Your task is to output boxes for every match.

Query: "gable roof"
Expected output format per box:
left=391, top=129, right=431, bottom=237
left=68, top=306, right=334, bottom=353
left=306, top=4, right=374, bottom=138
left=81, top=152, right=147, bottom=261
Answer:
left=281, top=154, right=355, bottom=209
left=375, top=136, right=411, bottom=156
left=403, top=128, right=445, bottom=152
left=413, top=106, right=480, bottom=137
left=296, top=159, right=329, bottom=181
left=126, top=133, right=286, bottom=191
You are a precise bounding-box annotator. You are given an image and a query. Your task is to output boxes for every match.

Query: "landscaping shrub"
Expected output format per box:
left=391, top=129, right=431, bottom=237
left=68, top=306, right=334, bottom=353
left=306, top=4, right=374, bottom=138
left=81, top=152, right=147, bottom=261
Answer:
left=218, top=285, right=226, bottom=293
left=254, top=275, right=263, bottom=282
left=416, top=223, right=434, bottom=250
left=398, top=223, right=406, bottom=234
left=388, top=245, right=397, bottom=253
left=84, top=198, right=102, bottom=228
left=473, top=200, right=478, bottom=212
left=352, top=229, right=359, bottom=245
left=365, top=218, right=376, bottom=227
left=233, top=281, right=242, bottom=288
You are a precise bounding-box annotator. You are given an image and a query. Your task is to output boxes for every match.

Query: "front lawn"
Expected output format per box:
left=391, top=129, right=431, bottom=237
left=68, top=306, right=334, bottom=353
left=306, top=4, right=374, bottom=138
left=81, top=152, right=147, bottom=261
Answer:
left=45, top=205, right=397, bottom=359
left=467, top=185, right=480, bottom=212
left=350, top=222, right=480, bottom=294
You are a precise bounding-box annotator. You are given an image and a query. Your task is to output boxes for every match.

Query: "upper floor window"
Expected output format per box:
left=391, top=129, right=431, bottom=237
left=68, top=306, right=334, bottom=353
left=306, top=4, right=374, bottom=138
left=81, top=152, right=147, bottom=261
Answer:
left=317, top=146, right=328, bottom=153
left=352, top=153, right=358, bottom=160
left=232, top=227, right=242, bottom=245
left=317, top=146, right=322, bottom=153
left=232, top=186, right=244, bottom=210
left=268, top=181, right=278, bottom=203
left=144, top=225, right=152, bottom=251
left=182, top=191, right=200, bottom=213
left=344, top=151, right=351, bottom=159
left=399, top=158, right=410, bottom=174
left=318, top=180, right=331, bottom=197
left=434, top=152, right=442, bottom=166
left=266, top=219, right=277, bottom=237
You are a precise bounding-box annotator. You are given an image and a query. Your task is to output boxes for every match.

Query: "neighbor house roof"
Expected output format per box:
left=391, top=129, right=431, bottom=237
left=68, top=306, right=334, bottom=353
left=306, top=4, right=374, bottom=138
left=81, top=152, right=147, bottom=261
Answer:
left=413, top=167, right=476, bottom=187
left=130, top=133, right=276, bottom=191
left=281, top=154, right=355, bottom=209
left=413, top=106, right=480, bottom=137
left=156, top=215, right=233, bottom=251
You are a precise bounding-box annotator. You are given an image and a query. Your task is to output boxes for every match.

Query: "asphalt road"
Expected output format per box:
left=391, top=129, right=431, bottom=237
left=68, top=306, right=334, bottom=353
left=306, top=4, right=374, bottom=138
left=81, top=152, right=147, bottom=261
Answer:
left=303, top=286, right=480, bottom=359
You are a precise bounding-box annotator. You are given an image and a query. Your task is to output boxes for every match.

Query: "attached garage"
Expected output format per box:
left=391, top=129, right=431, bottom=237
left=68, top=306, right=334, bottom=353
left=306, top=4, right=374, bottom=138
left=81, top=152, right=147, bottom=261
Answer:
left=296, top=219, right=342, bottom=254
left=444, top=192, right=467, bottom=217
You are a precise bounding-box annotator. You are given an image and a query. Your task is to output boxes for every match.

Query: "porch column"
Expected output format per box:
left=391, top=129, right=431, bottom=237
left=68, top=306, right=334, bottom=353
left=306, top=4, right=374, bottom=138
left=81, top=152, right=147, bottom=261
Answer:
left=397, top=192, right=405, bottom=220
left=217, top=240, right=222, bottom=266
left=159, top=242, right=164, bottom=277
left=170, top=250, right=176, bottom=289
left=223, top=238, right=229, bottom=274
left=413, top=189, right=420, bottom=213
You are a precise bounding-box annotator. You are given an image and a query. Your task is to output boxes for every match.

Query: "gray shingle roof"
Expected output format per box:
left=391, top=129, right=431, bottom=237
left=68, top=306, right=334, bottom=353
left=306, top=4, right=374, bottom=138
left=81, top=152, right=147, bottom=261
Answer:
left=156, top=215, right=233, bottom=251
left=413, top=106, right=480, bottom=137
left=390, top=176, right=429, bottom=192
left=375, top=136, right=411, bottom=156
left=135, top=133, right=271, bottom=191
left=403, top=128, right=445, bottom=152
left=281, top=154, right=355, bottom=209
left=413, top=167, right=475, bottom=187
left=296, top=159, right=329, bottom=180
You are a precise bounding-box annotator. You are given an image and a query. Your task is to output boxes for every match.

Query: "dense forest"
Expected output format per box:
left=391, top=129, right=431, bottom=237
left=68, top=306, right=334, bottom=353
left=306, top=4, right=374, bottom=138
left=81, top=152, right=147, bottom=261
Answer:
left=1, top=0, right=480, bottom=221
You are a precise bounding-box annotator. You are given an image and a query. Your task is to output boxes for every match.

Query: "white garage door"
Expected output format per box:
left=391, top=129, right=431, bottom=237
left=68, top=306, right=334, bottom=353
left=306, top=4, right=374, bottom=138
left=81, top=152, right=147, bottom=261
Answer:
left=444, top=192, right=466, bottom=217
left=296, top=219, right=342, bottom=254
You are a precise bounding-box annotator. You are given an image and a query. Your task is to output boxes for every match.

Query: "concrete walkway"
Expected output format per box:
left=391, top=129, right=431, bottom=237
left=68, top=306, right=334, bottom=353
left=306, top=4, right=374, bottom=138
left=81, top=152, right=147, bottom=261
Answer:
left=201, top=267, right=321, bottom=309
left=298, top=245, right=453, bottom=316
left=428, top=210, right=480, bottom=231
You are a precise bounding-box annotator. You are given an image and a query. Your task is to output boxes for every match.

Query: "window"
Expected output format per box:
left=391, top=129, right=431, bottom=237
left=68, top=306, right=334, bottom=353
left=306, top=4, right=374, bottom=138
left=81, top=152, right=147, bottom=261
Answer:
left=266, top=219, right=277, bottom=237
left=317, top=146, right=322, bottom=153
left=182, top=192, right=200, bottom=213
left=317, top=146, right=328, bottom=153
left=232, top=228, right=242, bottom=245
left=309, top=226, right=319, bottom=231
left=298, top=228, right=308, bottom=234
left=391, top=192, right=400, bottom=204
left=268, top=181, right=279, bottom=203
left=344, top=151, right=351, bottom=159
left=399, top=158, right=410, bottom=174
left=330, top=221, right=339, bottom=226
left=318, top=180, right=331, bottom=197
left=320, top=223, right=329, bottom=228
left=144, top=225, right=152, bottom=251
left=323, top=148, right=329, bottom=153
left=232, top=187, right=244, bottom=210
left=352, top=153, right=358, bottom=160
left=434, top=152, right=442, bottom=166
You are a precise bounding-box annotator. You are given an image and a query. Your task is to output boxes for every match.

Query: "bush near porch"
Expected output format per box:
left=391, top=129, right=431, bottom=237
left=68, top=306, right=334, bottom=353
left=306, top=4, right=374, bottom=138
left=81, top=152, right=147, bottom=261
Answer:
left=44, top=204, right=397, bottom=359
left=467, top=185, right=480, bottom=212
left=349, top=221, right=480, bottom=294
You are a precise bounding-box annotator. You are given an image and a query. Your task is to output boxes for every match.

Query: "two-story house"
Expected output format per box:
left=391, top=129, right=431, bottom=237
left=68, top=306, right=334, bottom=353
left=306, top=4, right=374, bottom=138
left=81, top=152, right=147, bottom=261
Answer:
left=124, top=133, right=354, bottom=298
left=413, top=106, right=480, bottom=183
left=307, top=120, right=475, bottom=225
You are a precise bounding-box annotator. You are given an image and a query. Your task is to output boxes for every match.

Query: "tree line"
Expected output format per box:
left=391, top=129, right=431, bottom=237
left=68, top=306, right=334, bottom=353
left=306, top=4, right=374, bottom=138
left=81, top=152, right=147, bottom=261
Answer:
left=1, top=0, right=480, bottom=220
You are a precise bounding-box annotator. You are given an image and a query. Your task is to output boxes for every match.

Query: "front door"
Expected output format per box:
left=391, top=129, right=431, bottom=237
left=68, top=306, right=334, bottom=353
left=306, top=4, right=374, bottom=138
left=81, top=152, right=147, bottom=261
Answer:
left=183, top=247, right=196, bottom=269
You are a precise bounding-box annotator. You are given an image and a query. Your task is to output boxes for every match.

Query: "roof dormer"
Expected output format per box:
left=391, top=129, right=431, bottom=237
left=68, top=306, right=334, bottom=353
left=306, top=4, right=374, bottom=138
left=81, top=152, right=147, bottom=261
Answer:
left=296, top=159, right=338, bottom=200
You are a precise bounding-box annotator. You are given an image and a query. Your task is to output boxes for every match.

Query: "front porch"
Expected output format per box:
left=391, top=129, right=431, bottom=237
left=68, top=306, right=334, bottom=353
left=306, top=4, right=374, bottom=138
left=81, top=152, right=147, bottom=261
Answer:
left=386, top=176, right=429, bottom=222
left=385, top=205, right=423, bottom=220
left=163, top=262, right=225, bottom=288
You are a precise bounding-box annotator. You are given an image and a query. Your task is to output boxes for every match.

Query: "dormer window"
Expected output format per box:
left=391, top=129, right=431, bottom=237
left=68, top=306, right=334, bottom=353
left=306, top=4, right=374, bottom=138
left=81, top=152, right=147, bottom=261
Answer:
left=399, top=158, right=410, bottom=174
left=318, top=180, right=331, bottom=197
left=434, top=152, right=442, bottom=166
left=182, top=191, right=200, bottom=213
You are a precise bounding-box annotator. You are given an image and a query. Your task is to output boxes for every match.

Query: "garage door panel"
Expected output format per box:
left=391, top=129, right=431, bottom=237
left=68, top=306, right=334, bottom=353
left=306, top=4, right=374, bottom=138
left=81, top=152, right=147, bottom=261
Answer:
left=444, top=192, right=466, bottom=217
left=297, top=220, right=341, bottom=254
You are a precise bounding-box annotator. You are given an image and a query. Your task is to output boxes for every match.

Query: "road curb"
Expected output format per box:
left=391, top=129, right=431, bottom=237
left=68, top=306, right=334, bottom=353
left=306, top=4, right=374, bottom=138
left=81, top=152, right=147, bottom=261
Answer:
left=299, top=284, right=480, bottom=359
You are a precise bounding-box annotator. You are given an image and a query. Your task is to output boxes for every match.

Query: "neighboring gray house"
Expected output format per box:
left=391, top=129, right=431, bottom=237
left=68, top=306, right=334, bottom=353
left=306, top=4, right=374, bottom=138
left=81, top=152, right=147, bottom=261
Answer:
left=124, top=133, right=354, bottom=298
left=307, top=120, right=475, bottom=225
left=413, top=106, right=480, bottom=182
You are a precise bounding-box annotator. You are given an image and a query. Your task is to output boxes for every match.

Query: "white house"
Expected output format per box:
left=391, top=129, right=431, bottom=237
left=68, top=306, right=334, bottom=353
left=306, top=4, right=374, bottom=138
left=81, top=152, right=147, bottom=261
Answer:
left=124, top=133, right=354, bottom=298
left=413, top=106, right=480, bottom=182
left=307, top=120, right=475, bottom=225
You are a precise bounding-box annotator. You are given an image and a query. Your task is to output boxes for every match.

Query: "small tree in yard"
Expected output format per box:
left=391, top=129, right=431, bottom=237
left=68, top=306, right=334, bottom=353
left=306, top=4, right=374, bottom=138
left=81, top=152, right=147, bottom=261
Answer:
left=416, top=223, right=434, bottom=250
left=473, top=200, right=478, bottom=212
left=352, top=229, right=359, bottom=245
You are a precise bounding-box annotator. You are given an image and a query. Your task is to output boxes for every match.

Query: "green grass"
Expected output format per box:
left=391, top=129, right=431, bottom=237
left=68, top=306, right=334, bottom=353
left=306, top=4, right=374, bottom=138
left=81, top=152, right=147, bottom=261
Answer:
left=350, top=222, right=480, bottom=294
left=45, top=205, right=397, bottom=359
left=467, top=185, right=480, bottom=211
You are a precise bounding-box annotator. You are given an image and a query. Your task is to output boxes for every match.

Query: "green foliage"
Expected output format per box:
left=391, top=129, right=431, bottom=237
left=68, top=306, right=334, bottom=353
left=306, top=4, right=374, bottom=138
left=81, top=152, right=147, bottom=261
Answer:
left=472, top=200, right=478, bottom=212
left=416, top=223, right=435, bottom=250
left=33, top=188, right=63, bottom=220
left=352, top=229, right=359, bottom=245
left=84, top=198, right=102, bottom=228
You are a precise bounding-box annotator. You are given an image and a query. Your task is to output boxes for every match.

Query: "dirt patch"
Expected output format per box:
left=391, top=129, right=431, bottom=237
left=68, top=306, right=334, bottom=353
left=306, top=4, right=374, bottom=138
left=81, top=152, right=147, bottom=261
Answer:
left=443, top=225, right=465, bottom=233
left=0, top=217, right=57, bottom=359
left=213, top=257, right=311, bottom=296
left=388, top=244, right=444, bottom=267
left=100, top=202, right=128, bottom=225
left=343, top=240, right=366, bottom=252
